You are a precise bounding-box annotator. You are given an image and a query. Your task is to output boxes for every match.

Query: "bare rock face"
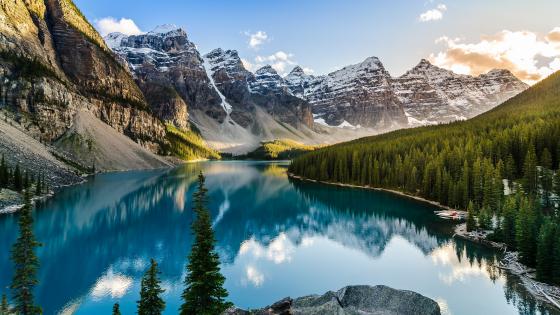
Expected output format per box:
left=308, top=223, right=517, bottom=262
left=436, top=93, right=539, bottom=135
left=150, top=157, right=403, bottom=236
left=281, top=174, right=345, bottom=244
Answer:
left=286, top=57, right=408, bottom=129
left=204, top=49, right=314, bottom=130
left=248, top=65, right=313, bottom=129
left=0, top=0, right=168, bottom=159
left=108, top=25, right=226, bottom=126
left=392, top=59, right=529, bottom=124
left=224, top=285, right=441, bottom=315
left=286, top=58, right=528, bottom=129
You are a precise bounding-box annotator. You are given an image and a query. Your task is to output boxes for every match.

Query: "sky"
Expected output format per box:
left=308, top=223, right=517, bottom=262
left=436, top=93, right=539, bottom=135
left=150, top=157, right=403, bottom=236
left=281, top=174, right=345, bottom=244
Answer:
left=75, top=0, right=560, bottom=84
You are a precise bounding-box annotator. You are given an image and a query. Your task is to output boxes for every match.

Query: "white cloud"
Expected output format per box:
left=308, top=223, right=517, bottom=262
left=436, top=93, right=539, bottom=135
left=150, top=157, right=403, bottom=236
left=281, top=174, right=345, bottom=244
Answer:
left=302, top=67, right=315, bottom=75
left=245, top=31, right=269, bottom=49
left=430, top=27, right=560, bottom=84
left=95, top=17, right=144, bottom=36
left=419, top=4, right=447, bottom=22
left=243, top=265, right=264, bottom=287
left=253, top=51, right=297, bottom=75
left=90, top=269, right=133, bottom=300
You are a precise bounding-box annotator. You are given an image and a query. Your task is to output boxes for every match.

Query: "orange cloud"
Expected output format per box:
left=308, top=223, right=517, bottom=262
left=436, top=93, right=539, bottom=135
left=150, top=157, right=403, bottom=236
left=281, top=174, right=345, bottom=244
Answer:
left=430, top=28, right=560, bottom=85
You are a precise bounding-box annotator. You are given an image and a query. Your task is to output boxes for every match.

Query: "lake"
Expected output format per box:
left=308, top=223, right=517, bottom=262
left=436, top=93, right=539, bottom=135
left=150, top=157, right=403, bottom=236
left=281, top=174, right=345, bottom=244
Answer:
left=0, top=161, right=557, bottom=315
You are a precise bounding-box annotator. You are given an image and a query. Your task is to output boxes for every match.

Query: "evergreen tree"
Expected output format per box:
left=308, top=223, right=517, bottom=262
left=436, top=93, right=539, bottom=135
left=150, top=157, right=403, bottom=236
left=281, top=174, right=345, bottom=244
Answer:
left=478, top=206, right=493, bottom=230
left=466, top=201, right=477, bottom=232
left=536, top=219, right=556, bottom=281
left=112, top=303, right=121, bottom=315
left=541, top=148, right=553, bottom=170
left=10, top=191, right=41, bottom=315
left=137, top=259, right=165, bottom=315
left=34, top=175, right=42, bottom=197
left=1, top=294, right=9, bottom=315
left=541, top=168, right=553, bottom=208
left=516, top=197, right=539, bottom=266
left=23, top=171, right=29, bottom=190
left=0, top=154, right=7, bottom=188
left=553, top=227, right=560, bottom=284
left=180, top=173, right=231, bottom=315
left=500, top=197, right=518, bottom=249
left=523, top=146, right=538, bottom=196
left=13, top=164, right=22, bottom=192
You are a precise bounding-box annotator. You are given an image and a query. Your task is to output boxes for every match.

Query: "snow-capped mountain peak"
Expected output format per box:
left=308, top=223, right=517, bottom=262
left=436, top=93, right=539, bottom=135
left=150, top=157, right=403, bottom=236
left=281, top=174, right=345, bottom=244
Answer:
left=148, top=24, right=182, bottom=35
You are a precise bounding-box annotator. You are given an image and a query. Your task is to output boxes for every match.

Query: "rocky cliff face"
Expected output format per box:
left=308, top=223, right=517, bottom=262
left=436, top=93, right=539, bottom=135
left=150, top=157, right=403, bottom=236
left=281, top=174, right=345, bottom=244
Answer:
left=287, top=57, right=528, bottom=128
left=0, top=0, right=169, bottom=169
left=286, top=57, right=408, bottom=129
left=108, top=25, right=226, bottom=128
left=109, top=29, right=314, bottom=133
left=393, top=59, right=529, bottom=124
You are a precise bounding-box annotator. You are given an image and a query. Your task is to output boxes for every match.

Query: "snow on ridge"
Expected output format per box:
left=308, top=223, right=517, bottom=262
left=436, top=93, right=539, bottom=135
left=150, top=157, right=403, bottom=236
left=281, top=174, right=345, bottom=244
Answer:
left=202, top=57, right=233, bottom=115
left=148, top=24, right=181, bottom=34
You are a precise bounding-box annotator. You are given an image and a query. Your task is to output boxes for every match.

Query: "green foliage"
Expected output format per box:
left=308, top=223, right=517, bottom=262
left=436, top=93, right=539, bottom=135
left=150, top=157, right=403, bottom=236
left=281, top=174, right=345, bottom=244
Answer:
left=466, top=201, right=477, bottom=232
left=290, top=71, right=560, bottom=213
left=0, top=51, right=59, bottom=81
left=244, top=139, right=319, bottom=160
left=137, top=259, right=165, bottom=315
left=1, top=294, right=9, bottom=315
left=180, top=173, right=231, bottom=315
left=164, top=125, right=221, bottom=161
left=13, top=164, right=22, bottom=193
left=10, top=192, right=42, bottom=315
left=537, top=218, right=557, bottom=281
left=112, top=303, right=121, bottom=315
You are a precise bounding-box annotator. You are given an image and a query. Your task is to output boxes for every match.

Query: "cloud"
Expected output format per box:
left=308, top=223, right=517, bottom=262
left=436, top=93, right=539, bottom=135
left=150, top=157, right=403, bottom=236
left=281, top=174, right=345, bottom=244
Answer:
left=430, top=28, right=560, bottom=84
left=419, top=4, right=447, bottom=22
left=245, top=31, right=269, bottom=49
left=95, top=17, right=144, bottom=36
left=253, top=51, right=297, bottom=75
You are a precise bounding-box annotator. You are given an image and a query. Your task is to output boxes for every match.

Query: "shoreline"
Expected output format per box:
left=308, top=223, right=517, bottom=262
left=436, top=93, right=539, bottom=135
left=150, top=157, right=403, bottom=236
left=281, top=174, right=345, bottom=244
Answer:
left=287, top=173, right=459, bottom=212
left=288, top=172, right=560, bottom=310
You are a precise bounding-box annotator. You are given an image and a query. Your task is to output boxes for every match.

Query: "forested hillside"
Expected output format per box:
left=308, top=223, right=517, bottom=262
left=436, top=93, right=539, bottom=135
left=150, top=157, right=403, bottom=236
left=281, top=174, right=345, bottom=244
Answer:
left=290, top=71, right=560, bottom=282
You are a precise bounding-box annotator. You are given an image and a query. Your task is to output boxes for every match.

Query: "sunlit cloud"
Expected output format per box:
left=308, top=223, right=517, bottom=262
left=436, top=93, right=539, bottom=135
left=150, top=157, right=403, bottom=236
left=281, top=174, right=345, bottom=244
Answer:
left=243, top=265, right=265, bottom=287
left=95, top=17, right=144, bottom=36
left=90, top=270, right=133, bottom=300
left=430, top=244, right=490, bottom=285
left=419, top=4, right=447, bottom=22
left=239, top=233, right=295, bottom=264
left=430, top=28, right=560, bottom=84
left=253, top=51, right=297, bottom=76
left=245, top=31, right=269, bottom=49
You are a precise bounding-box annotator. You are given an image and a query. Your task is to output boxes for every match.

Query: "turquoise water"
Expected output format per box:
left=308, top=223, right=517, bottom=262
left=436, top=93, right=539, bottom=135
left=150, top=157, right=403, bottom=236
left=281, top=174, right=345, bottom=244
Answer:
left=0, top=161, right=557, bottom=315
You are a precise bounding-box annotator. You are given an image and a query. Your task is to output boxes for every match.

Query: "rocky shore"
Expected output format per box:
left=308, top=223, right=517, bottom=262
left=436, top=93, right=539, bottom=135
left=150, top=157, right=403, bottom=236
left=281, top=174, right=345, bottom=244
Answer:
left=454, top=223, right=560, bottom=310
left=224, top=285, right=441, bottom=315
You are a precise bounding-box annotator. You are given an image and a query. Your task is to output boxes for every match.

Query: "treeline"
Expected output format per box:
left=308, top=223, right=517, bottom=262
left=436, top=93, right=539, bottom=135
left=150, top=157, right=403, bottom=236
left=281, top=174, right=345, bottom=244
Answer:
left=1, top=173, right=231, bottom=315
left=0, top=155, right=48, bottom=196
left=163, top=124, right=221, bottom=161
left=290, top=71, right=560, bottom=283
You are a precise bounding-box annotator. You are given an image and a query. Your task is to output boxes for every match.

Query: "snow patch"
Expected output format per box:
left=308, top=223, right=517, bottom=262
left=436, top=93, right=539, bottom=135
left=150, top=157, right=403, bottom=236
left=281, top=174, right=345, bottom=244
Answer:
left=202, top=58, right=233, bottom=115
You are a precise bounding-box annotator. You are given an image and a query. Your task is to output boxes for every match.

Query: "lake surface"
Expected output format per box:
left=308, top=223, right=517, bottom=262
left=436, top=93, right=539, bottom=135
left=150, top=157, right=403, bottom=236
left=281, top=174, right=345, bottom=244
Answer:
left=0, top=161, right=557, bottom=315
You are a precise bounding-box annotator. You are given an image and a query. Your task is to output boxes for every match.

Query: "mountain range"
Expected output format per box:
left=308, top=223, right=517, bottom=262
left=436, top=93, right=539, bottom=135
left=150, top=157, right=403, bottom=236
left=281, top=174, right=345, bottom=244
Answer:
left=0, top=0, right=528, bottom=180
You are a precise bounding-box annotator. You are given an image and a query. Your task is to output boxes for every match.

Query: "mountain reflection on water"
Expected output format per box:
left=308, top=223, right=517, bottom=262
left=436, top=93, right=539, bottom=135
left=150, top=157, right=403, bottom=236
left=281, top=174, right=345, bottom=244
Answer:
left=0, top=161, right=556, bottom=315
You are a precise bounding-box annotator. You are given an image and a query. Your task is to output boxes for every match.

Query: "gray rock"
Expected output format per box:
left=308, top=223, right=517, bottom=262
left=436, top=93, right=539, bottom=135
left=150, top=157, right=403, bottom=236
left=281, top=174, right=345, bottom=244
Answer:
left=225, top=285, right=441, bottom=315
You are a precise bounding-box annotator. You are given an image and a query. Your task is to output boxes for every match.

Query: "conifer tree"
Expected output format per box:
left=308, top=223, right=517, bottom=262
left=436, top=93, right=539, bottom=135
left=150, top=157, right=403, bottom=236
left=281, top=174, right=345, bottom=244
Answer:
left=112, top=303, right=121, bottom=315
left=137, top=259, right=165, bottom=315
left=1, top=294, right=9, bottom=315
left=466, top=201, right=477, bottom=232
left=523, top=146, right=538, bottom=196
left=13, top=164, right=22, bottom=192
left=541, top=148, right=553, bottom=170
left=536, top=219, right=556, bottom=281
left=500, top=197, right=518, bottom=249
left=478, top=206, right=492, bottom=230
left=0, top=154, right=7, bottom=188
left=10, top=191, right=41, bottom=315
left=23, top=171, right=29, bottom=190
left=180, top=172, right=231, bottom=315
left=516, top=197, right=539, bottom=266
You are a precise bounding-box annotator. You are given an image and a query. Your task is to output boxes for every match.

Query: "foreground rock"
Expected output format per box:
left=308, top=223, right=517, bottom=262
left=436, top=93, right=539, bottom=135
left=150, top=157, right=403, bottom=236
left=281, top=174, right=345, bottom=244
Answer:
left=225, top=285, right=441, bottom=315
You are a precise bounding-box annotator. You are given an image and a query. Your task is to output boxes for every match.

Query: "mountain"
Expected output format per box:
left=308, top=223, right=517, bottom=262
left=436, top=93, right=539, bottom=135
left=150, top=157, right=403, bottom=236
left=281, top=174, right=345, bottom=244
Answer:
left=290, top=70, right=560, bottom=212
left=286, top=57, right=528, bottom=128
left=286, top=57, right=408, bottom=129
left=393, top=59, right=529, bottom=125
left=0, top=0, right=181, bottom=177
left=109, top=28, right=323, bottom=154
